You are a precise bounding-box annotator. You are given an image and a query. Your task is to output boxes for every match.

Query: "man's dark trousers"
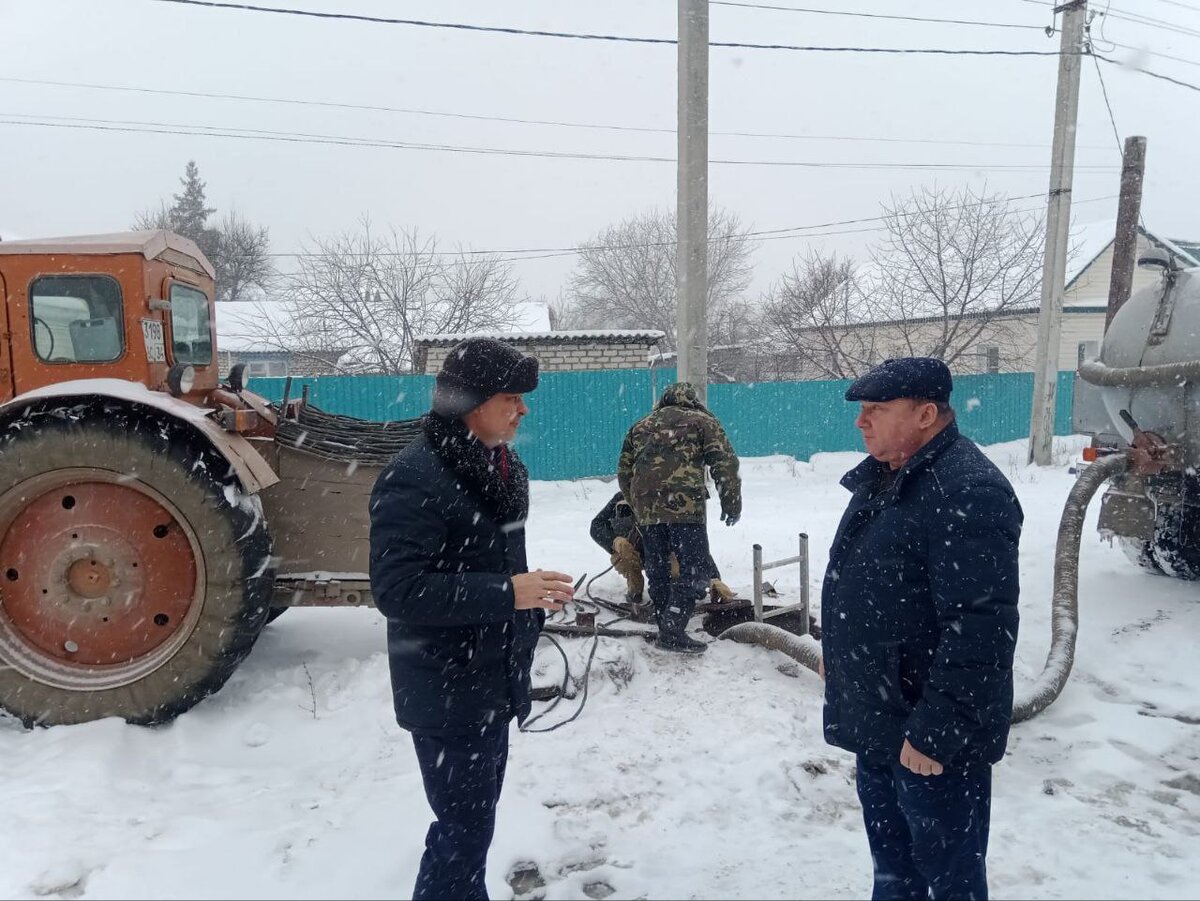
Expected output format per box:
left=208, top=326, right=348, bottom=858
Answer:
left=411, top=725, right=510, bottom=901
left=641, top=523, right=710, bottom=614
left=856, top=755, right=992, bottom=901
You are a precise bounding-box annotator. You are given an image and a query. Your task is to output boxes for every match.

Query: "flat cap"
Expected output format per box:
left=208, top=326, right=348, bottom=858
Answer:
left=845, top=357, right=953, bottom=404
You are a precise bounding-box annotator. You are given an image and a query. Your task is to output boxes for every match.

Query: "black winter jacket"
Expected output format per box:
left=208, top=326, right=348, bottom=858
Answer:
left=368, top=414, right=544, bottom=735
left=821, top=423, right=1023, bottom=767
left=589, top=491, right=640, bottom=554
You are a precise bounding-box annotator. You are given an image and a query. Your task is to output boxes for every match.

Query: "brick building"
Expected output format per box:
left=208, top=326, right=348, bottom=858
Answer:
left=412, top=330, right=666, bottom=374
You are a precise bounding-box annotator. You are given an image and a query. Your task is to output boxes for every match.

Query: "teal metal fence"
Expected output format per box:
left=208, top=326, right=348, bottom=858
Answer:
left=249, top=369, right=1077, bottom=481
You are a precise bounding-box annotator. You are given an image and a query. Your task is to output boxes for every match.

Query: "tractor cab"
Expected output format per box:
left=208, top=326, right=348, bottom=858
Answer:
left=0, top=231, right=219, bottom=404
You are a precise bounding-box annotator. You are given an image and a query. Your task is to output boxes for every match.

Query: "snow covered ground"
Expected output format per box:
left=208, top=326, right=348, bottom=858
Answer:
left=2, top=437, right=1199, bottom=900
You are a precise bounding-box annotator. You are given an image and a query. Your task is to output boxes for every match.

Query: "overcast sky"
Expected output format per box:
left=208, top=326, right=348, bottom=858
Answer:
left=2, top=0, right=1198, bottom=302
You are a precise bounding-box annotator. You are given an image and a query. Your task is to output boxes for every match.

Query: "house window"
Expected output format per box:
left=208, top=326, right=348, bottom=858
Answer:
left=245, top=359, right=289, bottom=377
left=30, top=275, right=124, bottom=364
left=1077, top=341, right=1100, bottom=368
left=978, top=345, right=1000, bottom=374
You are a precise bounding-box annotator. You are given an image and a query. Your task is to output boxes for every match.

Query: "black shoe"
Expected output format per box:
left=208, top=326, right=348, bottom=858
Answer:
left=654, top=632, right=707, bottom=654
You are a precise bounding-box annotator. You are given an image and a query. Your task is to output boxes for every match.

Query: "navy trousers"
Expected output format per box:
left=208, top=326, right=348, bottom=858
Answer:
left=411, top=725, right=510, bottom=901
left=855, top=755, right=992, bottom=901
left=641, top=522, right=712, bottom=609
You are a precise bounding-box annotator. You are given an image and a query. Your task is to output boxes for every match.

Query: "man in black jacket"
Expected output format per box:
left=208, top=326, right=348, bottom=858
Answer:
left=820, top=358, right=1023, bottom=901
left=369, top=338, right=575, bottom=901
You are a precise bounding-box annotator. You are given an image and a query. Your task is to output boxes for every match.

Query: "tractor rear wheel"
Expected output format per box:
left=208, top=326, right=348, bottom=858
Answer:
left=1148, top=503, right=1200, bottom=581
left=0, top=409, right=273, bottom=726
left=1118, top=536, right=1164, bottom=575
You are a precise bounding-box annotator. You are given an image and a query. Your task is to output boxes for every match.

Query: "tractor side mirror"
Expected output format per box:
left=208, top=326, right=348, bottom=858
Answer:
left=228, top=362, right=247, bottom=393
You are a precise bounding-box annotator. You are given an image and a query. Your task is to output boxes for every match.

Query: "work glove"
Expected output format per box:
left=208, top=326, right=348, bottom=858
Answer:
left=721, top=510, right=740, bottom=527
left=710, top=578, right=736, bottom=601
left=611, top=536, right=642, bottom=571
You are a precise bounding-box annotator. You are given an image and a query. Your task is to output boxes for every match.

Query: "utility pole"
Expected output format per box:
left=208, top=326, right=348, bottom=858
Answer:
left=677, top=0, right=709, bottom=402
left=1105, top=135, right=1147, bottom=330
left=1028, top=0, right=1087, bottom=466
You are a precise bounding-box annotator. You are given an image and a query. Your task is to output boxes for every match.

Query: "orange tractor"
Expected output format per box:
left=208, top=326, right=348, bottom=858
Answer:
left=0, top=231, right=409, bottom=726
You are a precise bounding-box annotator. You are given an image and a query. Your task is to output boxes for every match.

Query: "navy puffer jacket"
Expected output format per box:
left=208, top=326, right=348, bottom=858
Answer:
left=369, top=415, right=543, bottom=735
left=821, top=423, right=1023, bottom=767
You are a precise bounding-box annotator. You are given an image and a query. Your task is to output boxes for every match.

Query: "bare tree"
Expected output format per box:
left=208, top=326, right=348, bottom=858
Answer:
left=134, top=162, right=272, bottom=302
left=213, top=211, right=274, bottom=303
left=246, top=220, right=523, bottom=374
left=133, top=202, right=172, bottom=232
left=864, top=184, right=1045, bottom=371
left=564, top=206, right=754, bottom=350
left=758, top=251, right=878, bottom=380
left=547, top=292, right=589, bottom=331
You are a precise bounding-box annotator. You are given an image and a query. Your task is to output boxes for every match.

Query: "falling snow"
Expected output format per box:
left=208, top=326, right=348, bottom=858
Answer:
left=0, top=438, right=1196, bottom=899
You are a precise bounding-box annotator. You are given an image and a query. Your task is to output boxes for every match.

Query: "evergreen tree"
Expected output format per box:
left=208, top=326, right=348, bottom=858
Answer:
left=133, top=161, right=273, bottom=301
left=168, top=160, right=216, bottom=242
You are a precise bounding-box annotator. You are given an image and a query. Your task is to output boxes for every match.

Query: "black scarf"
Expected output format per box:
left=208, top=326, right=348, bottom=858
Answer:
left=423, top=412, right=530, bottom=526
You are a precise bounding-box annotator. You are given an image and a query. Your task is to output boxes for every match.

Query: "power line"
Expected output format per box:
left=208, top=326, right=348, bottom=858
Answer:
left=1097, top=5, right=1200, bottom=40
left=1094, top=51, right=1200, bottom=92
left=145, top=0, right=1064, bottom=55
left=710, top=1, right=1044, bottom=30
left=267, top=192, right=1118, bottom=279
left=1090, top=49, right=1125, bottom=158
left=0, top=113, right=1122, bottom=172
left=146, top=2, right=1199, bottom=95
left=1109, top=40, right=1200, bottom=69
left=1104, top=7, right=1200, bottom=39
left=268, top=193, right=1118, bottom=261
left=1136, top=0, right=1200, bottom=14
left=1019, top=0, right=1200, bottom=39
left=0, top=74, right=1117, bottom=152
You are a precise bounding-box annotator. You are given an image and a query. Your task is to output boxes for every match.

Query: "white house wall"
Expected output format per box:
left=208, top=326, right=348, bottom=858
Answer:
left=1065, top=236, right=1164, bottom=309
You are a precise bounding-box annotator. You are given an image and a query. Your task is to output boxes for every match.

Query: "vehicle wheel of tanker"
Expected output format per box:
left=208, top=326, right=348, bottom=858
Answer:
left=1118, top=537, right=1164, bottom=575
left=1149, top=503, right=1200, bottom=580
left=0, top=412, right=273, bottom=726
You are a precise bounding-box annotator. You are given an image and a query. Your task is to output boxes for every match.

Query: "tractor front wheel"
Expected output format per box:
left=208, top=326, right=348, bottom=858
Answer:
left=0, top=409, right=272, bottom=726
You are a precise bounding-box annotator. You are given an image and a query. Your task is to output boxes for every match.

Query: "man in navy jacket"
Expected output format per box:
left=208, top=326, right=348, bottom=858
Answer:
left=820, top=357, right=1023, bottom=901
left=369, top=338, right=575, bottom=901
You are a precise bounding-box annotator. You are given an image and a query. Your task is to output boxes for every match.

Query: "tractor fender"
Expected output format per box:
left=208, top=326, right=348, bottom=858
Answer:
left=0, top=378, right=280, bottom=493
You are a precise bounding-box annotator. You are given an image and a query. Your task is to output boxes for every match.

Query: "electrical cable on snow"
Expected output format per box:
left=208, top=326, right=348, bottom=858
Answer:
left=520, top=563, right=640, bottom=733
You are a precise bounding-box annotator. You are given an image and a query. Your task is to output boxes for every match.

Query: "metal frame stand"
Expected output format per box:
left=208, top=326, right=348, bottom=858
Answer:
left=752, top=533, right=810, bottom=635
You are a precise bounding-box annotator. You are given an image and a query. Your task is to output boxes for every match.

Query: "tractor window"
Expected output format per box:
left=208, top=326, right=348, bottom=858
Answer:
left=169, top=283, right=212, bottom=366
left=30, top=275, right=124, bottom=364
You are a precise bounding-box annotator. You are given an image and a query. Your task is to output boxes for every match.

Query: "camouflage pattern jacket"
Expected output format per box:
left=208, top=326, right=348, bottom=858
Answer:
left=617, top=382, right=741, bottom=526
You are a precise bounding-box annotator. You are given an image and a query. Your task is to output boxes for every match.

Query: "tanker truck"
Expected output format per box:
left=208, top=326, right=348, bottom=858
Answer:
left=723, top=226, right=1200, bottom=725
left=1072, top=245, right=1200, bottom=580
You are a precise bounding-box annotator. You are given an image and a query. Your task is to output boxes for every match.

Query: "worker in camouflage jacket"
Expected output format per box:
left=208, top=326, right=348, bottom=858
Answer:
left=617, top=382, right=741, bottom=653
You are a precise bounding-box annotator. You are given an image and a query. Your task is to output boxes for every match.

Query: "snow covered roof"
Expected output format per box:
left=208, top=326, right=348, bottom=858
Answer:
left=513, top=300, right=552, bottom=331
left=0, top=230, right=215, bottom=279
left=416, top=329, right=666, bottom=346
left=1065, top=220, right=1200, bottom=297
left=215, top=299, right=298, bottom=353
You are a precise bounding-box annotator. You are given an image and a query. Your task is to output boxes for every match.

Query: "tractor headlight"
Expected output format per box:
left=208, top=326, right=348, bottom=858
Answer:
left=167, top=363, right=196, bottom=397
